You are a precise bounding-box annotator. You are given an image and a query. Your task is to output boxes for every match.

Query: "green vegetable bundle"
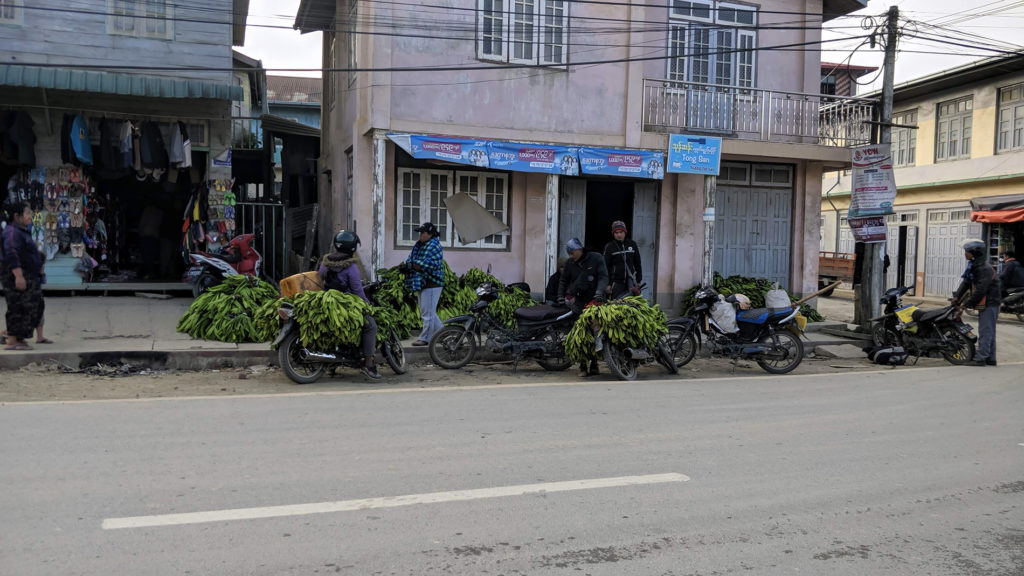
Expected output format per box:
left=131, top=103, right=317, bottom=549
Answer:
left=460, top=267, right=504, bottom=291
left=373, top=267, right=422, bottom=338
left=680, top=273, right=824, bottom=322
left=487, top=287, right=537, bottom=329
left=564, top=296, right=669, bottom=364
left=292, top=290, right=372, bottom=350
left=438, top=285, right=477, bottom=321
left=176, top=275, right=280, bottom=342
left=252, top=297, right=290, bottom=342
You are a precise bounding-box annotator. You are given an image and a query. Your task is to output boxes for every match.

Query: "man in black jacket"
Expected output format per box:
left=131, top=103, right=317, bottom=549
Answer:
left=952, top=239, right=1001, bottom=366
left=557, top=237, right=609, bottom=377
left=603, top=220, right=643, bottom=299
left=999, top=250, right=1023, bottom=295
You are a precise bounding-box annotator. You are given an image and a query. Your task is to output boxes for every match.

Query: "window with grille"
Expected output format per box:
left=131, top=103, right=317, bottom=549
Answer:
left=478, top=0, right=567, bottom=65
left=0, top=0, right=23, bottom=24
left=950, top=209, right=970, bottom=221
left=997, top=82, right=1024, bottom=153
left=347, top=0, right=357, bottom=86
left=935, top=96, right=972, bottom=162
left=892, top=109, right=917, bottom=167
left=396, top=168, right=510, bottom=249
left=667, top=1, right=757, bottom=88
left=108, top=0, right=173, bottom=39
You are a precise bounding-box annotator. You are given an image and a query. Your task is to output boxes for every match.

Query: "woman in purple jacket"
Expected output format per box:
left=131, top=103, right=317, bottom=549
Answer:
left=318, top=230, right=380, bottom=379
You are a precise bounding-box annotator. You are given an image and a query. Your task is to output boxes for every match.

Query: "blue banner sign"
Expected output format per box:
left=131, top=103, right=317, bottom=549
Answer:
left=486, top=141, right=579, bottom=175
left=389, top=134, right=490, bottom=168
left=579, top=148, right=664, bottom=179
left=667, top=134, right=722, bottom=175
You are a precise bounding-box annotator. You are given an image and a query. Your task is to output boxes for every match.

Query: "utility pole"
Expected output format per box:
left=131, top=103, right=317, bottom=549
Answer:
left=857, top=5, right=899, bottom=328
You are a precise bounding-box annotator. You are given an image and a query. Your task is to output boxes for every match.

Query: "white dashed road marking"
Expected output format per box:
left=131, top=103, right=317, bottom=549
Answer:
left=103, top=472, right=690, bottom=530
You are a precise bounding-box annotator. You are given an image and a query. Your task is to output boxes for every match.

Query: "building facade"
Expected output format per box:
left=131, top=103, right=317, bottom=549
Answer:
left=821, top=53, right=1024, bottom=298
left=296, top=0, right=870, bottom=310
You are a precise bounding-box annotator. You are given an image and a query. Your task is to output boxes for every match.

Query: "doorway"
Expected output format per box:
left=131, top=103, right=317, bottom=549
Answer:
left=584, top=180, right=634, bottom=250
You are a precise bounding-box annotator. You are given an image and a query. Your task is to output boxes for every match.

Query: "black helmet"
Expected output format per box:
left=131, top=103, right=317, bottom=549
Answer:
left=334, top=230, right=360, bottom=254
left=962, top=239, right=985, bottom=259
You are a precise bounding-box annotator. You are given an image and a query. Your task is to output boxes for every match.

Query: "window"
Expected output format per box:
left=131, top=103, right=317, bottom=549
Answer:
left=892, top=109, right=917, bottom=167
left=108, top=0, right=173, bottom=39
left=478, top=0, right=567, bottom=65
left=396, top=168, right=510, bottom=249
left=667, top=1, right=757, bottom=88
left=347, top=0, right=357, bottom=86
left=345, top=149, right=354, bottom=230
left=752, top=164, right=793, bottom=186
left=997, top=82, right=1024, bottom=152
left=0, top=0, right=23, bottom=24
left=936, top=96, right=972, bottom=161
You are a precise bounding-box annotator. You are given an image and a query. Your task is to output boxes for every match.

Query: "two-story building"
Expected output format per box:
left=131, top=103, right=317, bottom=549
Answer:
left=296, top=0, right=871, bottom=310
left=0, top=0, right=248, bottom=289
left=821, top=53, right=1024, bottom=298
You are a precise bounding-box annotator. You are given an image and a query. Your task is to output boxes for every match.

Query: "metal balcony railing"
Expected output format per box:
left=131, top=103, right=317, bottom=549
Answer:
left=643, top=79, right=876, bottom=147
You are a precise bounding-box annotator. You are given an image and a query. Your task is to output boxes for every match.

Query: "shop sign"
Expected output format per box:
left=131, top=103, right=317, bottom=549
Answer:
left=849, top=144, right=897, bottom=217
left=848, top=215, right=887, bottom=243
left=388, top=134, right=490, bottom=167
left=578, top=148, right=664, bottom=179
left=666, top=134, right=722, bottom=175
left=485, top=141, right=579, bottom=175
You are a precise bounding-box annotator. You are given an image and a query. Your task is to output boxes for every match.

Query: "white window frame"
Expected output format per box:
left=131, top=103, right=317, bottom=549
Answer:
left=892, top=109, right=917, bottom=167
left=396, top=168, right=510, bottom=249
left=665, top=1, right=757, bottom=89
left=107, top=0, right=173, bottom=40
left=347, top=0, right=357, bottom=87
left=0, top=0, right=24, bottom=25
left=477, top=0, right=567, bottom=66
left=936, top=96, right=972, bottom=162
left=997, top=82, right=1024, bottom=153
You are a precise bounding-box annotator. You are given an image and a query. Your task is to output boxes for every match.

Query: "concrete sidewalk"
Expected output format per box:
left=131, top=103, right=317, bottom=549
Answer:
left=0, top=294, right=869, bottom=371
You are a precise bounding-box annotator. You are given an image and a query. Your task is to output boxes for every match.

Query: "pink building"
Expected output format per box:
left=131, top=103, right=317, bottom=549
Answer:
left=295, top=0, right=872, bottom=311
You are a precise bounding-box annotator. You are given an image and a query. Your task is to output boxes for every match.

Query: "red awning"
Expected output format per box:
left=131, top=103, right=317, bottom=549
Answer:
left=971, top=208, right=1024, bottom=223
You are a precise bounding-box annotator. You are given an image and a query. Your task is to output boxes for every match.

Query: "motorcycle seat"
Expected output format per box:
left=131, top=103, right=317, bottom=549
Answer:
left=1007, top=287, right=1024, bottom=295
left=737, top=307, right=794, bottom=325
left=515, top=304, right=570, bottom=322
left=911, top=307, right=948, bottom=323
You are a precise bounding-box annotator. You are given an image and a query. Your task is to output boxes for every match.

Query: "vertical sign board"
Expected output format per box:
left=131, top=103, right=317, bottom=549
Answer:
left=848, top=144, right=897, bottom=243
left=666, top=134, right=722, bottom=175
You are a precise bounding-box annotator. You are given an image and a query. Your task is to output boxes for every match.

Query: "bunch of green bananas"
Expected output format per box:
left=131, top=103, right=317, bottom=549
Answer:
left=176, top=276, right=280, bottom=342
left=438, top=285, right=477, bottom=321
left=460, top=267, right=504, bottom=291
left=373, top=266, right=423, bottom=337
left=252, top=297, right=291, bottom=343
left=564, top=297, right=669, bottom=364
left=680, top=273, right=824, bottom=322
left=487, top=287, right=537, bottom=329
left=292, top=290, right=371, bottom=350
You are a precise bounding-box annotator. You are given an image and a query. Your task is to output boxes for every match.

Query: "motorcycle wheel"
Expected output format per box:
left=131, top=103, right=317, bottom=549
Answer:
left=939, top=326, right=975, bottom=365
left=382, top=329, right=407, bottom=374
left=755, top=330, right=804, bottom=374
left=663, top=325, right=698, bottom=368
left=603, top=342, right=638, bottom=381
left=192, top=273, right=219, bottom=298
left=536, top=326, right=573, bottom=372
left=429, top=325, right=476, bottom=369
left=871, top=323, right=899, bottom=347
left=278, top=331, right=325, bottom=384
left=1017, top=312, right=1023, bottom=323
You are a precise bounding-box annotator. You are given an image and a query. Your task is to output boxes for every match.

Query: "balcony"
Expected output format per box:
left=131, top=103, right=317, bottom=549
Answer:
left=643, top=79, right=876, bottom=148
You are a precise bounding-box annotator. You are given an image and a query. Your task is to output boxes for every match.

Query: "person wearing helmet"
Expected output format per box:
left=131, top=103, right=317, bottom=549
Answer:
left=319, top=230, right=380, bottom=379
left=952, top=239, right=1001, bottom=366
left=603, top=220, right=643, bottom=299
left=557, top=237, right=609, bottom=377
left=399, top=222, right=445, bottom=346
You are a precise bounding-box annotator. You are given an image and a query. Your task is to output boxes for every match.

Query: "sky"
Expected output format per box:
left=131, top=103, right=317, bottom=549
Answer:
left=235, top=0, right=1024, bottom=87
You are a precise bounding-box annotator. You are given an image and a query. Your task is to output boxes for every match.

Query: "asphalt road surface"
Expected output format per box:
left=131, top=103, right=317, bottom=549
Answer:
left=1, top=364, right=1022, bottom=575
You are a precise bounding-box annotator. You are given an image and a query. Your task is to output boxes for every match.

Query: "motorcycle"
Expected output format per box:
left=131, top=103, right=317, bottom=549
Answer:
left=428, top=281, right=575, bottom=372
left=666, top=285, right=805, bottom=374
left=870, top=285, right=976, bottom=364
left=273, top=280, right=407, bottom=384
left=188, top=232, right=263, bottom=298
left=1001, top=287, right=1024, bottom=322
left=587, top=300, right=679, bottom=381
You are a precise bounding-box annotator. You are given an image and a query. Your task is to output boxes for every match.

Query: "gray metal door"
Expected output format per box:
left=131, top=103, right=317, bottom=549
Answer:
left=906, top=225, right=918, bottom=295
left=924, top=209, right=982, bottom=297
left=886, top=225, right=899, bottom=290
left=714, top=185, right=792, bottom=288
left=559, top=179, right=587, bottom=253
left=632, top=182, right=658, bottom=300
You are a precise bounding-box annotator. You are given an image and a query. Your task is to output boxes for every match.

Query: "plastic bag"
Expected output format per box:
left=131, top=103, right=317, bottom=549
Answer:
left=711, top=297, right=739, bottom=333
left=765, top=283, right=791, bottom=309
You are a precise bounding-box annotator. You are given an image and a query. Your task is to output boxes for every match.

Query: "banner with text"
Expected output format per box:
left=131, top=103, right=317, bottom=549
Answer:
left=388, top=134, right=491, bottom=168
left=848, top=215, right=887, bottom=243
left=666, top=134, right=722, bottom=175
left=578, top=148, right=665, bottom=179
left=849, top=144, right=897, bottom=218
left=486, top=141, right=579, bottom=175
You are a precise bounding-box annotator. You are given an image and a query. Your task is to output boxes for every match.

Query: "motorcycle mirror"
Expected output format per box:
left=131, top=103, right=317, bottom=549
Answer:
left=487, top=263, right=492, bottom=274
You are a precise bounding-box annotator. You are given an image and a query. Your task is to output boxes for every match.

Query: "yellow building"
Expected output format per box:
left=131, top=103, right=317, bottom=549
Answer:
left=821, top=53, right=1024, bottom=298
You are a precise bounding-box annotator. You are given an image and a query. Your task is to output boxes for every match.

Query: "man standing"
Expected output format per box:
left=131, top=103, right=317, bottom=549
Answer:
left=952, top=239, right=1001, bottom=366
left=603, top=220, right=642, bottom=299
left=999, top=250, right=1023, bottom=295
left=400, top=222, right=445, bottom=347
left=2, top=202, right=45, bottom=351
left=558, top=237, right=609, bottom=377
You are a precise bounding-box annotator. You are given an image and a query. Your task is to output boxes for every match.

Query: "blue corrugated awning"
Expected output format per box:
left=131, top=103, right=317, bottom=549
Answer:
left=0, top=65, right=244, bottom=101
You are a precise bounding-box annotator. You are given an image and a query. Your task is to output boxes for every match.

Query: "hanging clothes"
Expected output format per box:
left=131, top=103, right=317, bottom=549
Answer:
left=168, top=122, right=185, bottom=165
left=177, top=121, right=192, bottom=168
left=118, top=121, right=134, bottom=170
left=139, top=121, right=168, bottom=170
left=70, top=115, right=93, bottom=165
left=60, top=114, right=73, bottom=165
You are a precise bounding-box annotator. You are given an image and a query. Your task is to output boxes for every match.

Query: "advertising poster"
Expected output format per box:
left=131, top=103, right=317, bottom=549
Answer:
left=578, top=148, right=665, bottom=179
left=666, top=134, right=722, bottom=175
left=848, top=215, right=887, bottom=243
left=849, top=144, right=897, bottom=217
left=388, top=134, right=490, bottom=168
left=486, top=141, right=579, bottom=175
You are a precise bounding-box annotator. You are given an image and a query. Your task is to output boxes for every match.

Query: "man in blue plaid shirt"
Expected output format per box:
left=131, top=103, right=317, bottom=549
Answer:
left=400, top=222, right=446, bottom=346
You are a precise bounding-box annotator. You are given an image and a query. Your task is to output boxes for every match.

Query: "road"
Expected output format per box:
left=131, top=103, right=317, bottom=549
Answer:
left=2, top=364, right=1022, bottom=575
